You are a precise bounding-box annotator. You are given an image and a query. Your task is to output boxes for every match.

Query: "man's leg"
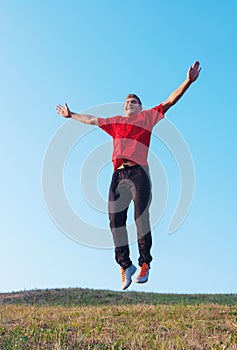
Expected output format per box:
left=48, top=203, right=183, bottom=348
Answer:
left=108, top=170, right=137, bottom=290
left=108, top=171, right=132, bottom=269
left=131, top=166, right=153, bottom=282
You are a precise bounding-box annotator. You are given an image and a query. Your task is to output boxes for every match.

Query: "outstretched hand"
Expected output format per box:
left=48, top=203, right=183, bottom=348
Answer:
left=56, top=103, right=71, bottom=118
left=187, top=61, right=201, bottom=82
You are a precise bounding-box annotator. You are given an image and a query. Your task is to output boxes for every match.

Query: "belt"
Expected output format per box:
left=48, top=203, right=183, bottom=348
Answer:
left=116, top=160, right=138, bottom=170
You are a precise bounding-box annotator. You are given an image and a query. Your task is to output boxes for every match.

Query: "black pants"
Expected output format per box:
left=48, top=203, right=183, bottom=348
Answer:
left=108, top=165, right=153, bottom=269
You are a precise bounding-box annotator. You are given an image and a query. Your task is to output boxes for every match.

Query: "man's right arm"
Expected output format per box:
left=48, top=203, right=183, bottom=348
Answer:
left=56, top=103, right=99, bottom=126
left=71, top=112, right=99, bottom=125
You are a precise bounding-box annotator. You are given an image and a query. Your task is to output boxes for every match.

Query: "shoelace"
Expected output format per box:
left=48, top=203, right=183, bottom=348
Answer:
left=121, top=268, right=125, bottom=282
left=139, top=263, right=148, bottom=277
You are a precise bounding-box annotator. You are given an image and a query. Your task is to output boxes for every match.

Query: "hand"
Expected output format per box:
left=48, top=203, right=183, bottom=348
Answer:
left=187, top=61, right=201, bottom=83
left=56, top=103, right=71, bottom=118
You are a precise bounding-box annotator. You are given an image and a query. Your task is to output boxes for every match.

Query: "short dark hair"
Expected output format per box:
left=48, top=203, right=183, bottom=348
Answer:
left=125, top=93, right=142, bottom=105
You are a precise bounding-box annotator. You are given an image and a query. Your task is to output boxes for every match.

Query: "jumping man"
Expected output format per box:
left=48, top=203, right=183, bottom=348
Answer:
left=56, top=61, right=201, bottom=290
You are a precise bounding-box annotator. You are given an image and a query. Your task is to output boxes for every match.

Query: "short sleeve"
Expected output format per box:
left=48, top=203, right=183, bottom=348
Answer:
left=149, top=103, right=165, bottom=126
left=98, top=117, right=115, bottom=136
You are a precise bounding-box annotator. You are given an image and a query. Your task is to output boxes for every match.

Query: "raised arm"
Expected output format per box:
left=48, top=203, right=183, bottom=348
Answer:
left=162, top=61, right=201, bottom=114
left=56, top=103, right=99, bottom=126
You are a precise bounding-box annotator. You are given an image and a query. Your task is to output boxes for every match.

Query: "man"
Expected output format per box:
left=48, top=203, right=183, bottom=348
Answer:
left=56, top=61, right=201, bottom=290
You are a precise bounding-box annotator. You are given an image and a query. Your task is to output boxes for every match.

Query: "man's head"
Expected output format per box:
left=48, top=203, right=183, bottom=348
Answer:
left=124, top=94, right=142, bottom=116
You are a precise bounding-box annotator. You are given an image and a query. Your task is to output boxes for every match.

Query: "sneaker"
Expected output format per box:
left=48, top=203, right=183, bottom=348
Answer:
left=135, top=263, right=149, bottom=283
left=121, top=264, right=137, bottom=290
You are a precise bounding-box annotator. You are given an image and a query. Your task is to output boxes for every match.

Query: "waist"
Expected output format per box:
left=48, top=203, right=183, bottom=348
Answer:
left=116, top=159, right=139, bottom=170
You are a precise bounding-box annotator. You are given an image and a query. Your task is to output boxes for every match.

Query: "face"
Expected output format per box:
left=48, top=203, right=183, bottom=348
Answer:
left=124, top=97, right=142, bottom=116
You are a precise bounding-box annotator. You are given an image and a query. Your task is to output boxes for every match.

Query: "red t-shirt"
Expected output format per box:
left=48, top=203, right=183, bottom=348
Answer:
left=98, top=104, right=164, bottom=170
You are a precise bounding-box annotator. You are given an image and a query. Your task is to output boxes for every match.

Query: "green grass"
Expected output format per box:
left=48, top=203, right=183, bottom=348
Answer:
left=1, top=288, right=237, bottom=307
left=0, top=288, right=237, bottom=349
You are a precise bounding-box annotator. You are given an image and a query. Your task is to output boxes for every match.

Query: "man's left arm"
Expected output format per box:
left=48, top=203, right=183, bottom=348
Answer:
left=162, top=61, right=201, bottom=114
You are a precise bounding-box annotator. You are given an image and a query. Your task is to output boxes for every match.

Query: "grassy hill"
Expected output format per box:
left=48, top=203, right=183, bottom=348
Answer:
left=0, top=288, right=237, bottom=349
left=1, top=288, right=237, bottom=307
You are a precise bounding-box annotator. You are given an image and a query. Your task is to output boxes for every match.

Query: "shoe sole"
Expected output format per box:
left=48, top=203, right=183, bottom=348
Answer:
left=135, top=272, right=149, bottom=284
left=135, top=278, right=148, bottom=284
left=122, top=281, right=132, bottom=290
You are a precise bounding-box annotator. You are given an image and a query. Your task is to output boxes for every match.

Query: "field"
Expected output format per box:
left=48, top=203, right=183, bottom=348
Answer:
left=0, top=288, right=237, bottom=349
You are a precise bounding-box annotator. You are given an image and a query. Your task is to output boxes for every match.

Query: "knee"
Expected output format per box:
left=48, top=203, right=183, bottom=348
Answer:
left=109, top=213, right=127, bottom=228
left=135, top=213, right=151, bottom=235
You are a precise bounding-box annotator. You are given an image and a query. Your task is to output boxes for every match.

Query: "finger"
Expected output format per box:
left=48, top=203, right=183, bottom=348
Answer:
left=193, top=61, right=200, bottom=69
left=56, top=107, right=62, bottom=114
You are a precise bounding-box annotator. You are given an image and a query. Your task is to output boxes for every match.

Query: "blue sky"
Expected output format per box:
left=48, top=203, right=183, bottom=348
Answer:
left=1, top=0, right=237, bottom=293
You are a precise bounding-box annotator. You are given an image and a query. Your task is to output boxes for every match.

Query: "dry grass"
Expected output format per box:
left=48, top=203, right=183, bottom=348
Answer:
left=0, top=289, right=237, bottom=349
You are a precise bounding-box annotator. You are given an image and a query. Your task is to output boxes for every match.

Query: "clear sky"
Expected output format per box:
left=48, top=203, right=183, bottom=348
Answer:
left=1, top=0, right=237, bottom=293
